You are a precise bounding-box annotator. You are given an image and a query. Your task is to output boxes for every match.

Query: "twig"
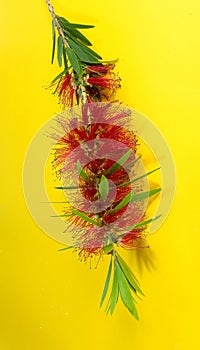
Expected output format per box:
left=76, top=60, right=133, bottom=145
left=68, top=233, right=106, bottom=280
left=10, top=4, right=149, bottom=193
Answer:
left=45, top=0, right=69, bottom=47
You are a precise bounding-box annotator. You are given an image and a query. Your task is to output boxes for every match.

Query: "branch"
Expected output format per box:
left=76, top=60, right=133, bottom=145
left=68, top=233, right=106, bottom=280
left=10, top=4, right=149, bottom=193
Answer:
left=45, top=0, right=69, bottom=47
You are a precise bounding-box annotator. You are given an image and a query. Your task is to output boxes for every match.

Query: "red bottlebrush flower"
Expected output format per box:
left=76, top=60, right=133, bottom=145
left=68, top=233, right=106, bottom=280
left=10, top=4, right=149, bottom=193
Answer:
left=52, top=122, right=137, bottom=176
left=85, top=64, right=121, bottom=100
left=119, top=229, right=148, bottom=250
left=49, top=65, right=120, bottom=109
left=87, top=76, right=119, bottom=88
left=51, top=103, right=148, bottom=259
left=51, top=74, right=75, bottom=108
left=118, top=213, right=149, bottom=250
left=52, top=104, right=137, bottom=175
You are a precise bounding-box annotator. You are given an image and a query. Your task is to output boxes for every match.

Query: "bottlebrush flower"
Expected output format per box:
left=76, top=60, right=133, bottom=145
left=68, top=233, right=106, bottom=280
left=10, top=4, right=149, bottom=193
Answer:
left=49, top=65, right=121, bottom=109
left=51, top=103, right=149, bottom=259
left=119, top=226, right=148, bottom=250
left=51, top=74, right=75, bottom=108
left=52, top=103, right=137, bottom=176
left=85, top=64, right=121, bottom=101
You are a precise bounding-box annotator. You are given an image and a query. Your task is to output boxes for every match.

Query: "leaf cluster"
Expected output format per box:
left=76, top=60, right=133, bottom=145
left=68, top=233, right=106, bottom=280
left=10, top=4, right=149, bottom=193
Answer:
left=100, top=251, right=144, bottom=318
left=51, top=16, right=103, bottom=81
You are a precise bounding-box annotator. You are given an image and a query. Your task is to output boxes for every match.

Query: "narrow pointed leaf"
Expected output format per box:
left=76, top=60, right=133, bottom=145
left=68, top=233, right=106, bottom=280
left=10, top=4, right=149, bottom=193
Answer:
left=51, top=25, right=56, bottom=64
left=124, top=155, right=141, bottom=169
left=105, top=296, right=111, bottom=315
left=131, top=188, right=161, bottom=203
left=51, top=68, right=69, bottom=83
left=63, top=49, right=68, bottom=69
left=100, top=256, right=112, bottom=307
left=66, top=47, right=82, bottom=75
left=58, top=16, right=94, bottom=29
left=120, top=215, right=162, bottom=232
left=71, top=24, right=94, bottom=29
left=116, top=262, right=139, bottom=319
left=58, top=245, right=73, bottom=251
left=65, top=26, right=92, bottom=46
left=106, top=149, right=132, bottom=175
left=110, top=190, right=134, bottom=214
left=55, top=186, right=78, bottom=190
left=63, top=28, right=88, bottom=47
left=52, top=19, right=55, bottom=39
left=99, top=175, right=109, bottom=200
left=133, top=214, right=161, bottom=229
left=103, top=244, right=113, bottom=254
left=116, top=252, right=140, bottom=284
left=67, top=38, right=100, bottom=63
left=109, top=264, right=119, bottom=315
left=57, top=35, right=63, bottom=67
left=116, top=252, right=144, bottom=295
left=72, top=209, right=100, bottom=226
left=110, top=188, right=160, bottom=213
left=119, top=167, right=160, bottom=188
left=77, top=160, right=90, bottom=183
left=78, top=41, right=102, bottom=59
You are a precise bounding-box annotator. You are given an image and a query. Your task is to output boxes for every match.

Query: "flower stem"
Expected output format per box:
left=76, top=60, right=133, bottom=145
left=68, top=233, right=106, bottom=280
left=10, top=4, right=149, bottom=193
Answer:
left=45, top=0, right=69, bottom=47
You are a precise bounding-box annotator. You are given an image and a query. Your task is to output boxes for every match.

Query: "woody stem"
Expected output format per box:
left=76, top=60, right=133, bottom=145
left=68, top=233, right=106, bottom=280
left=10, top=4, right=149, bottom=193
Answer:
left=45, top=0, right=69, bottom=47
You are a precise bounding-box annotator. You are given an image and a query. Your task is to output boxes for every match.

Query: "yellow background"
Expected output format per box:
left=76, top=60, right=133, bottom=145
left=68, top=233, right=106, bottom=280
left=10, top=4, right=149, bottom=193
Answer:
left=1, top=0, right=200, bottom=349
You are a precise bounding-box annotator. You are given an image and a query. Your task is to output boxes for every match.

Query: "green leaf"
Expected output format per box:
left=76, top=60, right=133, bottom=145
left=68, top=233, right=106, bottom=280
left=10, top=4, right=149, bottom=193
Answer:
left=51, top=19, right=56, bottom=64
left=51, top=68, right=69, bottom=83
left=131, top=188, right=161, bottom=203
left=96, top=58, right=118, bottom=64
left=67, top=37, right=100, bottom=63
left=51, top=32, right=56, bottom=64
left=124, top=155, right=141, bottom=169
left=110, top=191, right=134, bottom=214
left=116, top=252, right=144, bottom=295
left=58, top=245, right=73, bottom=251
left=57, top=35, right=63, bottom=67
left=99, top=175, right=109, bottom=200
left=58, top=16, right=94, bottom=29
left=76, top=160, right=90, bottom=183
left=66, top=47, right=82, bottom=75
left=112, top=187, right=161, bottom=214
left=55, top=186, right=78, bottom=190
left=105, top=296, right=111, bottom=315
left=72, top=209, right=100, bottom=226
left=63, top=49, right=68, bottom=69
left=116, top=262, right=139, bottom=319
left=109, top=264, right=119, bottom=315
left=105, top=149, right=132, bottom=176
left=119, top=167, right=160, bottom=188
left=100, top=256, right=112, bottom=308
left=58, top=17, right=93, bottom=46
left=52, top=19, right=55, bottom=39
left=77, top=41, right=102, bottom=59
left=121, top=215, right=162, bottom=232
left=103, top=244, right=113, bottom=254
left=71, top=23, right=94, bottom=29
left=65, top=27, right=92, bottom=46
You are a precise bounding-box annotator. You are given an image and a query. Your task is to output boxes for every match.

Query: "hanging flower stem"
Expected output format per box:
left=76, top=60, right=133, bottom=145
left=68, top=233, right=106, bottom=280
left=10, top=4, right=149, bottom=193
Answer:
left=44, top=0, right=162, bottom=319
